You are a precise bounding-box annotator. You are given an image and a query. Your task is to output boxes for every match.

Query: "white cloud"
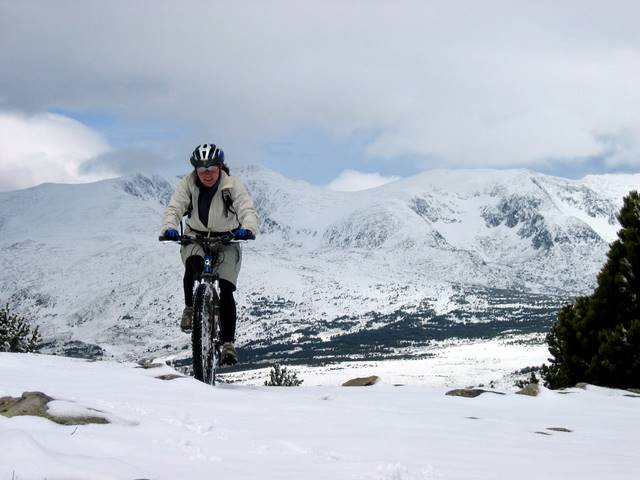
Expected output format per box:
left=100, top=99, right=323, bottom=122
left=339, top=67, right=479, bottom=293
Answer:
left=326, top=170, right=401, bottom=192
left=1, top=1, right=640, bottom=174
left=0, top=111, right=113, bottom=191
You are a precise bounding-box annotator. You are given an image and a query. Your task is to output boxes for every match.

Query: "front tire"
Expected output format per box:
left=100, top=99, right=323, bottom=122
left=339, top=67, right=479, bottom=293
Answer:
left=192, top=283, right=220, bottom=384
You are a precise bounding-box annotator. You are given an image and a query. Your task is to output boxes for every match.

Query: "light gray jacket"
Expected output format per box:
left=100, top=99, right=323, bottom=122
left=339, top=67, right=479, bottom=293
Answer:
left=161, top=171, right=259, bottom=235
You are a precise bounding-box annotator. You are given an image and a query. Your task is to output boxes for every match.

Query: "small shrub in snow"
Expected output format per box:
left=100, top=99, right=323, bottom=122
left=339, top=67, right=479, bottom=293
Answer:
left=264, top=363, right=303, bottom=386
left=0, top=304, right=40, bottom=353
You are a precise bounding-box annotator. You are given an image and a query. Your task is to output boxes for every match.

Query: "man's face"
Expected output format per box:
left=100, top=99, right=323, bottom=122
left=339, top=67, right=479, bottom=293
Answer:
left=197, top=166, right=220, bottom=187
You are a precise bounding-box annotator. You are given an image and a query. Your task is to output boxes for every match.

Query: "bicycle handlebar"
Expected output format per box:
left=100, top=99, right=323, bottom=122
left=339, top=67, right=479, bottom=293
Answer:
left=158, top=233, right=249, bottom=245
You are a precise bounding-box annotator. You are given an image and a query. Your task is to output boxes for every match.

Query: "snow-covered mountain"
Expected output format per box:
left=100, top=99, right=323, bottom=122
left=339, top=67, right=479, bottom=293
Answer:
left=0, top=166, right=637, bottom=363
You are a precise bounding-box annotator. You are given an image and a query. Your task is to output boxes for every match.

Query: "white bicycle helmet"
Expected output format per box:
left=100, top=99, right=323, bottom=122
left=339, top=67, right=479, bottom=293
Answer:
left=190, top=144, right=224, bottom=168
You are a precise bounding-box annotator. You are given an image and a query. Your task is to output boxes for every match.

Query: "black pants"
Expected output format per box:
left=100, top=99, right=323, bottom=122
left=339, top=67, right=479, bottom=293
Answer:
left=183, top=256, right=237, bottom=343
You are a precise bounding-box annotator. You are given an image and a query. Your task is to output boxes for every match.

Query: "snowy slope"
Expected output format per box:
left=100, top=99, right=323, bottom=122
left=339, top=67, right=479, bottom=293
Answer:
left=0, top=167, right=637, bottom=363
left=1, top=353, right=639, bottom=480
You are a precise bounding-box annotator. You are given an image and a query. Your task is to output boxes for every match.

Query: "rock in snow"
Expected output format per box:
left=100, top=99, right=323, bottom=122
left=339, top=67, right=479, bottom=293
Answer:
left=516, top=383, right=541, bottom=396
left=0, top=391, right=109, bottom=425
left=445, top=388, right=506, bottom=398
left=342, top=375, right=380, bottom=386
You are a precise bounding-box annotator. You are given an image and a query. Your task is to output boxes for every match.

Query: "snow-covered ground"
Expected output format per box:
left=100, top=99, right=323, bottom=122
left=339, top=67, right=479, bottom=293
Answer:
left=218, top=336, right=549, bottom=390
left=2, top=353, right=639, bottom=480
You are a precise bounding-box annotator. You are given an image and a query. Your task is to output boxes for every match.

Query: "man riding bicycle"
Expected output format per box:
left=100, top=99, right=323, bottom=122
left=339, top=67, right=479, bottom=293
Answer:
left=160, top=144, right=258, bottom=366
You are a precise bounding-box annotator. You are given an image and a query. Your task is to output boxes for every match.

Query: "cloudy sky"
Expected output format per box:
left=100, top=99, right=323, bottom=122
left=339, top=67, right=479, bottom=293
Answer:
left=1, top=0, right=639, bottom=191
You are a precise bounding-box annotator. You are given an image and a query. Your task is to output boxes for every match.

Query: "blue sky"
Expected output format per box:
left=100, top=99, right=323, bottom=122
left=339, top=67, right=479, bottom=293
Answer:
left=1, top=1, right=639, bottom=191
left=45, top=106, right=425, bottom=185
left=261, top=128, right=424, bottom=184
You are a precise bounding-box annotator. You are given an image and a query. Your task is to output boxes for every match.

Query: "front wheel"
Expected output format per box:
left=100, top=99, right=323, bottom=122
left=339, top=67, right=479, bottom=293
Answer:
left=192, top=283, right=220, bottom=385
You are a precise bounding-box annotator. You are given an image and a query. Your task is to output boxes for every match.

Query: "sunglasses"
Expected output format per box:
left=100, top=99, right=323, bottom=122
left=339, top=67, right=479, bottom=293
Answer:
left=196, top=165, right=220, bottom=173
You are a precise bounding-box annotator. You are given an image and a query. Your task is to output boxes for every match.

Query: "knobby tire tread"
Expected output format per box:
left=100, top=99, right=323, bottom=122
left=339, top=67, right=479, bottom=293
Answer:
left=192, top=284, right=207, bottom=382
left=191, top=283, right=221, bottom=385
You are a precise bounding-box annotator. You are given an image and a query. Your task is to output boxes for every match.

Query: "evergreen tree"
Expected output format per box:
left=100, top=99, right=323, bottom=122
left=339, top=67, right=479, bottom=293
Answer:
left=542, top=191, right=640, bottom=389
left=0, top=304, right=41, bottom=353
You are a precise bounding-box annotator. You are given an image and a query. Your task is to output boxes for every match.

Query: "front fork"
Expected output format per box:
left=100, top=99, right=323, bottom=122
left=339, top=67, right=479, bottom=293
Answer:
left=204, top=254, right=213, bottom=274
left=200, top=256, right=221, bottom=353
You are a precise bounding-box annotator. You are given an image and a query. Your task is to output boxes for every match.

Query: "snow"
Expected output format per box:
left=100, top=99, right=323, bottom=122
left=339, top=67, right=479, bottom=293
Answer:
left=1, top=352, right=639, bottom=479
left=1, top=167, right=638, bottom=478
left=222, top=337, right=549, bottom=389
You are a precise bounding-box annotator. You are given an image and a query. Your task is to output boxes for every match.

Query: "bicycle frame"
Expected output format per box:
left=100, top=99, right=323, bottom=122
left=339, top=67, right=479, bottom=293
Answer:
left=160, top=232, right=238, bottom=385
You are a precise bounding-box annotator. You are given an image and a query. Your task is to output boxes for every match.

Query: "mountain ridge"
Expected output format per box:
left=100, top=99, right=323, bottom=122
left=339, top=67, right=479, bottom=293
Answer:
left=0, top=166, right=637, bottom=363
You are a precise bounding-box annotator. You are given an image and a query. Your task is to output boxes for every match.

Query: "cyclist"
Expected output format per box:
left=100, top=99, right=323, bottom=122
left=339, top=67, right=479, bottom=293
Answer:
left=160, top=144, right=258, bottom=365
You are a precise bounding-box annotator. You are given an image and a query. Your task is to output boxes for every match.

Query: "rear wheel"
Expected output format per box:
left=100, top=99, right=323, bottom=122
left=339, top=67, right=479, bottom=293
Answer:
left=192, top=283, right=221, bottom=384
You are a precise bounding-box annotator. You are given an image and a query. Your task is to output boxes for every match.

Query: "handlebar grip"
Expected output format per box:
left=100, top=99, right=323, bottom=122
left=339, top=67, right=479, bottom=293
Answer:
left=159, top=234, right=180, bottom=242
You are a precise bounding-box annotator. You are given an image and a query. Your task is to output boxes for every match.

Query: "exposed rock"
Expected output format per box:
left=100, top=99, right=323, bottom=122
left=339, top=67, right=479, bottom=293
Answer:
left=0, top=391, right=52, bottom=417
left=343, top=376, right=380, bottom=387
left=40, top=340, right=104, bottom=360
left=481, top=194, right=554, bottom=250
left=62, top=340, right=105, bottom=360
left=627, top=388, right=640, bottom=394
left=574, top=382, right=589, bottom=389
left=137, top=359, right=164, bottom=369
left=516, top=383, right=540, bottom=397
left=155, top=374, right=184, bottom=381
left=446, top=388, right=505, bottom=398
left=0, top=391, right=109, bottom=425
left=547, top=427, right=572, bottom=433
left=119, top=174, right=173, bottom=206
left=535, top=431, right=552, bottom=436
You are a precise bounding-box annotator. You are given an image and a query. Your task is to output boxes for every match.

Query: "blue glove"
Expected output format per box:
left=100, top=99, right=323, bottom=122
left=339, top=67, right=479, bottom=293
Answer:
left=164, top=229, right=179, bottom=239
left=232, top=228, right=255, bottom=240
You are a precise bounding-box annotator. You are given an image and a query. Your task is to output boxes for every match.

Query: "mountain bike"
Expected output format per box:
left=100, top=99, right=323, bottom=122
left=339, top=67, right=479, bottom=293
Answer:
left=159, top=232, right=241, bottom=385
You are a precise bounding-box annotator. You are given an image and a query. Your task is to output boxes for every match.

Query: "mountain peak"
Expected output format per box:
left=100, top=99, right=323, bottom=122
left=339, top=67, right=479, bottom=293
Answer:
left=117, top=173, right=174, bottom=206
